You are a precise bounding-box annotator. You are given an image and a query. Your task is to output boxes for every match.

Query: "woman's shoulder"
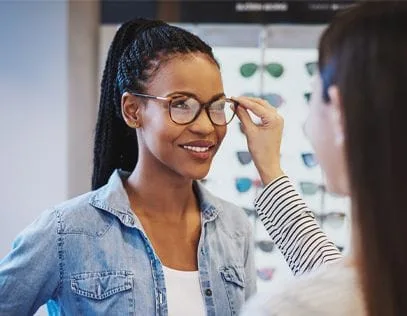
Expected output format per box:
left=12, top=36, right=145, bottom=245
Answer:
left=242, top=260, right=365, bottom=316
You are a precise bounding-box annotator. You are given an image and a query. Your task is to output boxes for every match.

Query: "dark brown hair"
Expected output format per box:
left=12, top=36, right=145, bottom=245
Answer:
left=319, top=3, right=407, bottom=315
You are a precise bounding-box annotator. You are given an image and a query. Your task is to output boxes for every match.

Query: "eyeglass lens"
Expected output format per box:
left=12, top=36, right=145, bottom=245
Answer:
left=301, top=152, right=318, bottom=168
left=169, top=96, right=236, bottom=125
left=237, top=151, right=252, bottom=165
left=235, top=177, right=263, bottom=193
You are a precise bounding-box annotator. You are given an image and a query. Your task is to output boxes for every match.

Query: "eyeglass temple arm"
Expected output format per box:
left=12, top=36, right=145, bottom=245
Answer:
left=128, top=91, right=169, bottom=101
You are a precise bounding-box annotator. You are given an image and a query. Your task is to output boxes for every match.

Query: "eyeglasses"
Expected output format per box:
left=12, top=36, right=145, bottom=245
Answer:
left=300, top=181, right=326, bottom=195
left=128, top=92, right=238, bottom=126
left=305, top=62, right=318, bottom=76
left=311, top=210, right=346, bottom=229
left=256, top=267, right=275, bottom=281
left=240, top=63, right=284, bottom=78
left=301, top=152, right=318, bottom=168
left=256, top=240, right=275, bottom=253
left=237, top=151, right=252, bottom=165
left=243, top=92, right=285, bottom=108
left=235, top=177, right=263, bottom=193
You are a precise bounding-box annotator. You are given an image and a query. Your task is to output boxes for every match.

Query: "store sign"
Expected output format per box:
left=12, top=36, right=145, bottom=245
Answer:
left=102, top=0, right=356, bottom=24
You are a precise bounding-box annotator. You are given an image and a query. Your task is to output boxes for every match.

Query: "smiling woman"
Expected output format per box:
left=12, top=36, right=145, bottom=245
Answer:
left=0, top=17, right=337, bottom=316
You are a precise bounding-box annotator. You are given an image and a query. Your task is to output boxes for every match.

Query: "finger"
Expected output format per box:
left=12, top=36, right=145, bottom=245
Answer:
left=233, top=96, right=276, bottom=120
left=235, top=104, right=257, bottom=129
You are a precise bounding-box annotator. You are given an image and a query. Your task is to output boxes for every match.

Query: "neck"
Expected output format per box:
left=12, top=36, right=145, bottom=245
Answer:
left=125, top=159, right=199, bottom=221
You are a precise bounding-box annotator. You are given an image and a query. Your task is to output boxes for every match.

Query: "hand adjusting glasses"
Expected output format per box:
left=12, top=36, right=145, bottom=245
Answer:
left=128, top=91, right=238, bottom=126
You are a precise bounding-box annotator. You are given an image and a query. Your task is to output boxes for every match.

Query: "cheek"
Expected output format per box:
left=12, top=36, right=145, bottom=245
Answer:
left=216, top=126, right=227, bottom=145
left=304, top=107, right=332, bottom=167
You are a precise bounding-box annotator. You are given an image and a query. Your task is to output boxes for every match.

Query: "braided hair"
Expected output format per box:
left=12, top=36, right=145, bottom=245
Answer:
left=92, top=18, right=218, bottom=190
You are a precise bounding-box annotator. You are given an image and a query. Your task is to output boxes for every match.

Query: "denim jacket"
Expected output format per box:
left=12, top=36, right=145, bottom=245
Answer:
left=0, top=170, right=256, bottom=315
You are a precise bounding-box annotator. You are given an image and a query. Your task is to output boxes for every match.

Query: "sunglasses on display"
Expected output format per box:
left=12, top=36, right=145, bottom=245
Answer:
left=237, top=151, right=252, bottom=165
left=305, top=62, right=318, bottom=76
left=336, top=245, right=345, bottom=252
left=311, top=210, right=347, bottom=229
left=299, top=181, right=326, bottom=195
left=255, top=240, right=275, bottom=253
left=304, top=92, right=312, bottom=103
left=128, top=91, right=238, bottom=126
left=243, top=92, right=285, bottom=108
left=301, top=152, right=318, bottom=168
left=256, top=267, right=275, bottom=281
left=235, top=177, right=263, bottom=193
left=240, top=63, right=284, bottom=78
left=243, top=207, right=258, bottom=218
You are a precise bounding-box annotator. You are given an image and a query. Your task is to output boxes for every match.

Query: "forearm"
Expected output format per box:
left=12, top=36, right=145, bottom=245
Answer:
left=255, top=176, right=342, bottom=276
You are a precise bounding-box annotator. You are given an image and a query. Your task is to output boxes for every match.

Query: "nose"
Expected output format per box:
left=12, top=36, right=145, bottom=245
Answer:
left=189, top=108, right=216, bottom=134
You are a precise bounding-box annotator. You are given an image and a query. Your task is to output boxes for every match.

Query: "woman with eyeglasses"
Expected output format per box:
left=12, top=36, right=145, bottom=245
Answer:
left=0, top=18, right=337, bottom=316
left=240, top=3, right=407, bottom=315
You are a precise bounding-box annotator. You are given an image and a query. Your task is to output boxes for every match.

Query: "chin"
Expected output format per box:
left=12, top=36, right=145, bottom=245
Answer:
left=187, top=167, right=210, bottom=181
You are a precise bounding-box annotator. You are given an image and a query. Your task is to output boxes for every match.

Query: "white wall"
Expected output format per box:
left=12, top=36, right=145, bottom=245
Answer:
left=0, top=0, right=98, bottom=259
left=0, top=1, right=68, bottom=259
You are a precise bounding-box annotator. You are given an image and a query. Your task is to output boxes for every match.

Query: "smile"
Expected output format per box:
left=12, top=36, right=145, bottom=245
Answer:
left=182, top=145, right=210, bottom=153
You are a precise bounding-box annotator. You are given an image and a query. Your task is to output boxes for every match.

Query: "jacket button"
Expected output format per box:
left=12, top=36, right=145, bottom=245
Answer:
left=205, top=289, right=212, bottom=296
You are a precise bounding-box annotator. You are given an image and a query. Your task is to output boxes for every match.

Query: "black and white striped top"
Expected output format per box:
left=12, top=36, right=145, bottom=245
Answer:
left=254, top=176, right=342, bottom=276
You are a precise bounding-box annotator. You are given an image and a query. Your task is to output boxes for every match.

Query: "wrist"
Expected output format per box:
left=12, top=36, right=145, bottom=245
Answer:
left=258, top=166, right=285, bottom=185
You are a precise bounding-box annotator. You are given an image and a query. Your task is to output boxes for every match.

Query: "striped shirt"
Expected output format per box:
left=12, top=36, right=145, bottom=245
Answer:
left=255, top=175, right=342, bottom=275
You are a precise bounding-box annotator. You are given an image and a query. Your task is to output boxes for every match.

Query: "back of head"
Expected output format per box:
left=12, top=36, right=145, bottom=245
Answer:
left=92, top=18, right=217, bottom=190
left=318, top=3, right=407, bottom=316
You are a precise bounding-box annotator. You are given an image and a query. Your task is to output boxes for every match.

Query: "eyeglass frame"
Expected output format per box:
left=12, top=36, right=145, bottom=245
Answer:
left=127, top=91, right=238, bottom=126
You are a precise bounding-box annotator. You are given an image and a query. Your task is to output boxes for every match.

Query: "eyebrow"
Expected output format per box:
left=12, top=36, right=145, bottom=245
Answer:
left=166, top=91, right=226, bottom=103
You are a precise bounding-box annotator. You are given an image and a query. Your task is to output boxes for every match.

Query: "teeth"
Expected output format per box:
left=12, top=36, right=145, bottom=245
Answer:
left=183, top=145, right=210, bottom=153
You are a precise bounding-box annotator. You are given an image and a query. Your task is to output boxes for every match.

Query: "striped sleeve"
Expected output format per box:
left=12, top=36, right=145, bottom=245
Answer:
left=254, top=176, right=342, bottom=276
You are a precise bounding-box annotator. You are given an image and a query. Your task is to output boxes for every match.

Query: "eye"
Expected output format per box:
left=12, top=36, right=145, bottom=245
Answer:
left=210, top=98, right=234, bottom=111
left=170, top=97, right=198, bottom=110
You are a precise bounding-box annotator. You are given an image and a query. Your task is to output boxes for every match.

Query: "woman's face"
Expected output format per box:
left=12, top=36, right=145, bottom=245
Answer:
left=132, top=53, right=227, bottom=180
left=304, top=74, right=349, bottom=196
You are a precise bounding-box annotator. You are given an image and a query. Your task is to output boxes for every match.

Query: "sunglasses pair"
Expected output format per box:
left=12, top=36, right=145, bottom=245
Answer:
left=256, top=267, right=275, bottom=281
left=312, top=211, right=346, bottom=229
left=243, top=92, right=284, bottom=108
left=301, top=153, right=318, bottom=168
left=300, top=181, right=326, bottom=195
left=240, top=63, right=284, bottom=78
left=235, top=177, right=263, bottom=193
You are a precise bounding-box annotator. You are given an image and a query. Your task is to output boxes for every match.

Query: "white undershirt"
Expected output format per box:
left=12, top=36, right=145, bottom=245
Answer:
left=162, top=265, right=206, bottom=316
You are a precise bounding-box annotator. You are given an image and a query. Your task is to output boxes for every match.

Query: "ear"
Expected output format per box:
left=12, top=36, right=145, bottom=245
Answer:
left=121, top=92, right=142, bottom=128
left=328, top=86, right=344, bottom=146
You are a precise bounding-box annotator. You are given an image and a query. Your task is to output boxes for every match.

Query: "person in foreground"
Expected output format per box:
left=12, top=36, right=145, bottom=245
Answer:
left=239, top=2, right=407, bottom=316
left=0, top=18, right=339, bottom=315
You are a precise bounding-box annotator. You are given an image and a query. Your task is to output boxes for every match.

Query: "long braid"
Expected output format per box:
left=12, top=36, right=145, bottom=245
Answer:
left=92, top=18, right=218, bottom=190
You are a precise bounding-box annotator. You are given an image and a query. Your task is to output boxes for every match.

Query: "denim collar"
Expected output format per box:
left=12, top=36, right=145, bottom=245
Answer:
left=89, top=169, right=221, bottom=228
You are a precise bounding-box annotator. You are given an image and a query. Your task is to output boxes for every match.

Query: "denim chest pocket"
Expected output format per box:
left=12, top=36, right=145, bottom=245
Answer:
left=71, top=270, right=134, bottom=315
left=220, top=265, right=245, bottom=315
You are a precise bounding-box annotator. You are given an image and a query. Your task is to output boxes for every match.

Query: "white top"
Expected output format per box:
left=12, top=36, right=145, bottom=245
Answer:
left=163, top=265, right=206, bottom=316
left=241, top=260, right=366, bottom=316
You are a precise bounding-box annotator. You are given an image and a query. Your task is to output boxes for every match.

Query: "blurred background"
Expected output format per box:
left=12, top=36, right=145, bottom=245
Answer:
left=0, top=0, right=354, bottom=314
